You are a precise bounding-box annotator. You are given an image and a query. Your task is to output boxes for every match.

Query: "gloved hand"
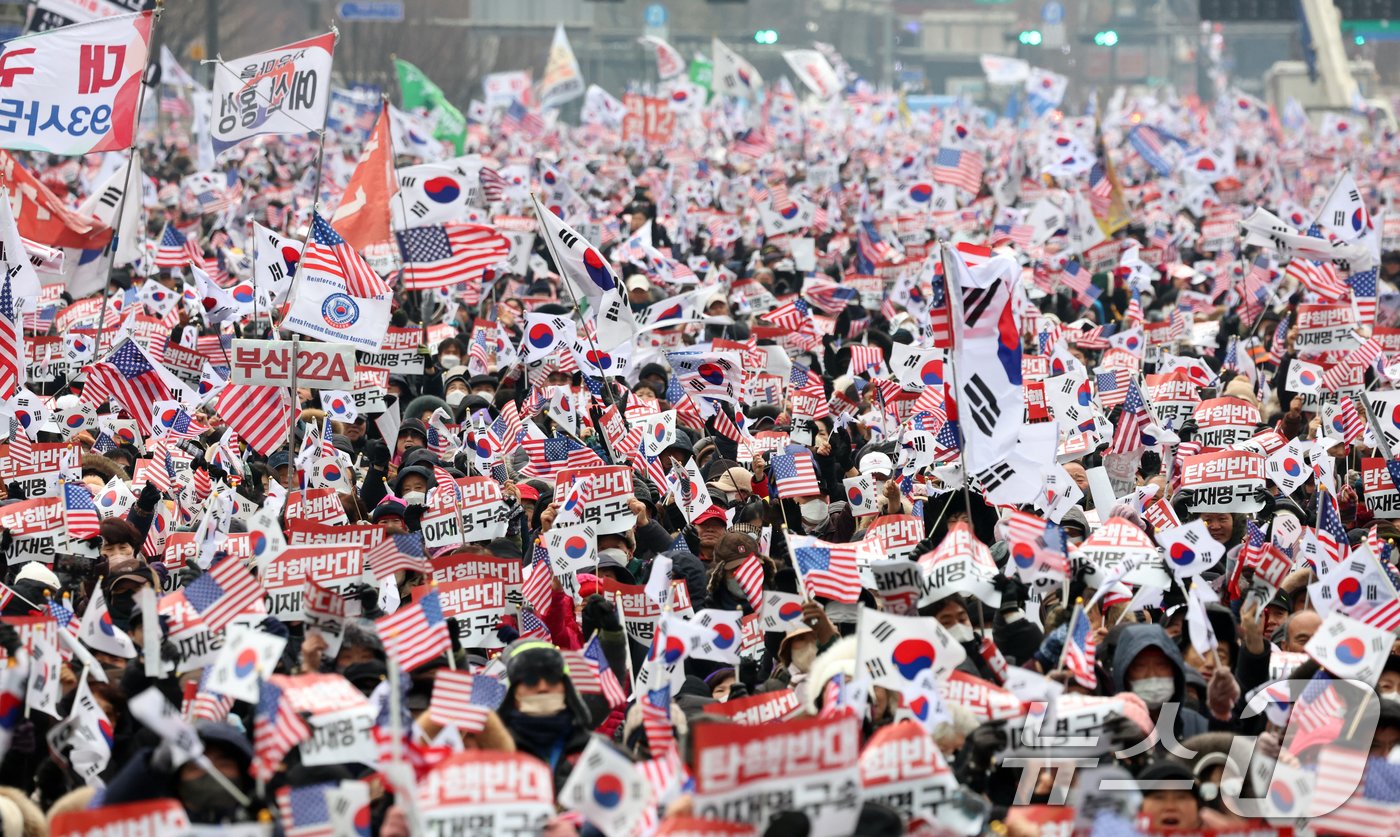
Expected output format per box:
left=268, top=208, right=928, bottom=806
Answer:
left=137, top=482, right=162, bottom=512
left=1207, top=665, right=1241, bottom=722
left=366, top=440, right=391, bottom=469
left=580, top=595, right=621, bottom=638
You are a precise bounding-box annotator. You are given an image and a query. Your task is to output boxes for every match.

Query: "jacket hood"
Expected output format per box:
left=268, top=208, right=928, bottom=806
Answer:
left=1110, top=623, right=1186, bottom=701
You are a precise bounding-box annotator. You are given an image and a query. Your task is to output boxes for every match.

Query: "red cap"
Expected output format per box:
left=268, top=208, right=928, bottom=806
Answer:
left=516, top=484, right=540, bottom=501
left=693, top=504, right=728, bottom=526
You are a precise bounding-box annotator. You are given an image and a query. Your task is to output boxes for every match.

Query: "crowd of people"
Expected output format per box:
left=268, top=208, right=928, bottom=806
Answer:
left=0, top=24, right=1398, bottom=837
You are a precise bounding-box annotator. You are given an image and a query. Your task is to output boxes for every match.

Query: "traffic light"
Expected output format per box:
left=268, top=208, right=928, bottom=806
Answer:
left=1018, top=29, right=1042, bottom=46
left=1093, top=30, right=1119, bottom=46
left=753, top=29, right=778, bottom=45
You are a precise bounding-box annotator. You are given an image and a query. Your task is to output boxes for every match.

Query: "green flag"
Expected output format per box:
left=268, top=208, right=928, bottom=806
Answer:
left=394, top=58, right=467, bottom=154
left=689, top=57, right=712, bottom=91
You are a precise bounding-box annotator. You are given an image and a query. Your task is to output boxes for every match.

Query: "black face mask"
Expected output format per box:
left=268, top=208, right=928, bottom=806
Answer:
left=178, top=774, right=245, bottom=824
left=107, top=593, right=136, bottom=631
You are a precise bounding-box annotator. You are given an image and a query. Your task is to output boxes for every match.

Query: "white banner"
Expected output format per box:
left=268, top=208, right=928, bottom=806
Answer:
left=211, top=32, right=335, bottom=154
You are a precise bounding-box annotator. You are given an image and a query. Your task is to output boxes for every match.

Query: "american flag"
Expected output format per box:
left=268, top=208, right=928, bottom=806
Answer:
left=159, top=84, right=193, bottom=118
left=730, top=127, right=772, bottom=160
left=639, top=673, right=674, bottom=754
left=153, top=403, right=206, bottom=439
left=1096, top=368, right=1131, bottom=409
left=762, top=297, right=812, bottom=331
left=803, top=278, right=859, bottom=313
left=478, top=166, right=507, bottom=203
left=303, top=213, right=392, bottom=298
left=848, top=344, right=884, bottom=376
left=1004, top=509, right=1052, bottom=547
left=792, top=537, right=863, bottom=603
left=1061, top=603, right=1096, bottom=689
left=1351, top=266, right=1380, bottom=329
left=83, top=339, right=175, bottom=429
left=1060, top=260, right=1101, bottom=305
left=185, top=556, right=268, bottom=632
left=1309, top=747, right=1400, bottom=835
left=711, top=408, right=744, bottom=443
left=932, top=147, right=983, bottom=194
left=155, top=224, right=201, bottom=268
left=0, top=277, right=19, bottom=400
left=428, top=671, right=506, bottom=733
left=366, top=532, right=428, bottom=577
left=216, top=384, right=292, bottom=455
left=1127, top=124, right=1178, bottom=175
left=1124, top=288, right=1144, bottom=325
left=1318, top=487, right=1350, bottom=565
left=991, top=223, right=1035, bottom=249
left=61, top=478, right=101, bottom=539
left=1241, top=255, right=1274, bottom=325
left=520, top=608, right=552, bottom=640
left=253, top=679, right=309, bottom=781
left=276, top=783, right=334, bottom=837
left=1323, top=339, right=1383, bottom=392
left=1334, top=396, right=1367, bottom=444
left=1287, top=258, right=1348, bottom=300
left=47, top=594, right=80, bottom=649
left=770, top=447, right=823, bottom=498
left=733, top=553, right=765, bottom=608
left=184, top=669, right=234, bottom=723
left=377, top=590, right=450, bottom=671
left=521, top=436, right=605, bottom=479
left=396, top=223, right=510, bottom=290
left=502, top=99, right=545, bottom=138
left=1087, top=162, right=1113, bottom=218
left=521, top=557, right=553, bottom=617
left=1229, top=519, right=1268, bottom=599
left=856, top=221, right=897, bottom=274
left=564, top=635, right=627, bottom=708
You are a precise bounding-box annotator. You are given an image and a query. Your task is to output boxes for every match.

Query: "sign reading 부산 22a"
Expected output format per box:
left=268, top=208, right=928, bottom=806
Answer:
left=211, top=32, right=335, bottom=154
left=0, top=11, right=152, bottom=156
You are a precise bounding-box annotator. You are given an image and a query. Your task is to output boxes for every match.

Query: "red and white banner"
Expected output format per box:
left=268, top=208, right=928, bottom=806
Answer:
left=692, top=713, right=861, bottom=837
left=1179, top=449, right=1266, bottom=513
left=0, top=11, right=153, bottom=155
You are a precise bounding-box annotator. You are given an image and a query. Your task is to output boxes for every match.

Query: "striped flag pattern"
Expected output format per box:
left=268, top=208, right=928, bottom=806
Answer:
left=61, top=478, right=101, bottom=539
left=0, top=277, right=20, bottom=400
left=253, top=679, right=309, bottom=781
left=428, top=671, right=506, bottom=733
left=185, top=556, right=268, bottom=632
left=791, top=536, right=863, bottom=603
left=395, top=222, right=511, bottom=290
left=376, top=590, right=451, bottom=672
left=1061, top=604, right=1096, bottom=689
left=217, top=384, right=293, bottom=455
left=303, top=214, right=392, bottom=298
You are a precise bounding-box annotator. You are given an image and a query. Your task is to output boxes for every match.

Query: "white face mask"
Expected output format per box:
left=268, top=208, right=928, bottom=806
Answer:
left=440, top=355, right=461, bottom=369
left=516, top=691, right=567, bottom=716
left=445, top=390, right=467, bottom=407
left=401, top=491, right=427, bottom=506
left=949, top=623, right=975, bottom=644
left=1383, top=691, right=1400, bottom=704
left=1130, top=676, right=1175, bottom=706
left=791, top=642, right=817, bottom=674
left=597, top=548, right=629, bottom=567
left=800, top=499, right=829, bottom=526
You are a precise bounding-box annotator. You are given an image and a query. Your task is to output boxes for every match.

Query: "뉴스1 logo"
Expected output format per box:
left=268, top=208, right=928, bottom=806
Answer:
left=321, top=293, right=359, bottom=328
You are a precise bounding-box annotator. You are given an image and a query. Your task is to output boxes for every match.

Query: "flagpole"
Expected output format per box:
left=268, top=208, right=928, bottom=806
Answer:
left=527, top=193, right=623, bottom=467
left=93, top=1, right=164, bottom=357
left=280, top=126, right=332, bottom=473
